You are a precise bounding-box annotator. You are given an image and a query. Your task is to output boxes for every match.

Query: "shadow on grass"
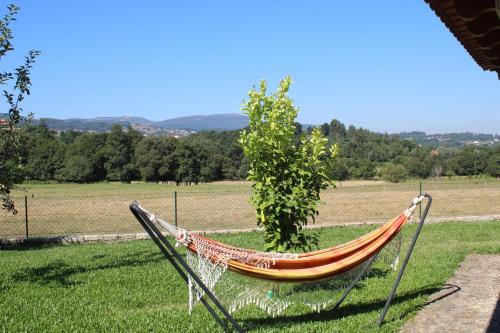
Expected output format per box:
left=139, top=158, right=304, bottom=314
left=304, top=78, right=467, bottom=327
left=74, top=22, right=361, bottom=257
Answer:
left=11, top=251, right=164, bottom=287
left=241, top=285, right=444, bottom=331
left=288, top=267, right=390, bottom=295
left=0, top=238, right=156, bottom=251
left=0, top=241, right=68, bottom=251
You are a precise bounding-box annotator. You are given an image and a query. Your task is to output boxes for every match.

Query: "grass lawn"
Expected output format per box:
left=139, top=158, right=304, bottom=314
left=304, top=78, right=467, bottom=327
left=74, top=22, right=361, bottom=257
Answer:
left=1, top=220, right=499, bottom=332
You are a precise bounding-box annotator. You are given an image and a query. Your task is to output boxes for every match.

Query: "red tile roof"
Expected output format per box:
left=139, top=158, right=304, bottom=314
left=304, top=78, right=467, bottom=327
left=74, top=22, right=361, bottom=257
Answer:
left=425, top=0, right=500, bottom=79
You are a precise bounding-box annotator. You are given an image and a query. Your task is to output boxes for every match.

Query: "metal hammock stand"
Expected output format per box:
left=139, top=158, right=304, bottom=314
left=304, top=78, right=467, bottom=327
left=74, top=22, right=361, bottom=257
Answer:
left=129, top=193, right=432, bottom=332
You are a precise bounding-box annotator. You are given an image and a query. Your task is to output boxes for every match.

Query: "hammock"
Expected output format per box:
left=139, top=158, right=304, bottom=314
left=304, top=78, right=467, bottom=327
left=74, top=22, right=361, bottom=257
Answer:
left=139, top=197, right=420, bottom=282
left=129, top=193, right=432, bottom=331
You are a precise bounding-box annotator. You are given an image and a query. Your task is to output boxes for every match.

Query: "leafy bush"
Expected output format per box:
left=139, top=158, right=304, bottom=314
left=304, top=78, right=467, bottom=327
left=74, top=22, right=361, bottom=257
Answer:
left=379, top=163, right=408, bottom=183
left=239, top=76, right=337, bottom=252
left=485, top=152, right=500, bottom=177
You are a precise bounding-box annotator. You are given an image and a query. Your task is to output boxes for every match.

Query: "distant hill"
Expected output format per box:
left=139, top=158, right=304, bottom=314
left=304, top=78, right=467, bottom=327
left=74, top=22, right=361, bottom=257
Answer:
left=156, top=114, right=248, bottom=131
left=90, top=116, right=155, bottom=125
left=397, top=131, right=500, bottom=147
left=0, top=113, right=249, bottom=132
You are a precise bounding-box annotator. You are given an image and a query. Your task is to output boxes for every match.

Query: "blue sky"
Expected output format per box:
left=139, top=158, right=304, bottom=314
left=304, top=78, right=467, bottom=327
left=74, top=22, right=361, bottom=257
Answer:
left=3, top=1, right=500, bottom=134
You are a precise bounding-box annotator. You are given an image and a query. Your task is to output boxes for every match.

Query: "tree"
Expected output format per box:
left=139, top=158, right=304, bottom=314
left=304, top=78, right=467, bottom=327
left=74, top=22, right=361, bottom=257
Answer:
left=103, top=125, right=140, bottom=182
left=183, top=130, right=244, bottom=181
left=24, top=131, right=65, bottom=180
left=58, top=155, right=93, bottom=183
left=329, top=119, right=346, bottom=141
left=327, top=157, right=349, bottom=181
left=59, top=130, right=83, bottom=145
left=485, top=149, right=500, bottom=177
left=431, top=163, right=443, bottom=180
left=319, top=123, right=329, bottom=137
left=379, top=163, right=408, bottom=183
left=58, top=132, right=107, bottom=182
left=404, top=155, right=432, bottom=179
left=134, top=136, right=177, bottom=182
left=0, top=4, right=40, bottom=213
left=174, top=140, right=204, bottom=185
left=240, top=76, right=337, bottom=252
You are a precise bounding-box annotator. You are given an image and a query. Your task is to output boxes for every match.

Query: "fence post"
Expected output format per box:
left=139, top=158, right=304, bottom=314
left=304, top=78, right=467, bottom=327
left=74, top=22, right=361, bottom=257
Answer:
left=24, top=195, right=29, bottom=239
left=419, top=180, right=422, bottom=219
left=174, top=191, right=178, bottom=227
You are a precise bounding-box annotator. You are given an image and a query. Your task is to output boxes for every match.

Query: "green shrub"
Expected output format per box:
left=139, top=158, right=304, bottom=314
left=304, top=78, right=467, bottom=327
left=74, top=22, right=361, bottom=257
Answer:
left=239, top=76, right=337, bottom=252
left=379, top=163, right=408, bottom=183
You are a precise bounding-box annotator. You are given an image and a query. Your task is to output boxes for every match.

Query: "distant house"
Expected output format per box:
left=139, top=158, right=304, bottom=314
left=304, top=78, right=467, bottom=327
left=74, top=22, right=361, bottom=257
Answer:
left=0, top=118, right=9, bottom=128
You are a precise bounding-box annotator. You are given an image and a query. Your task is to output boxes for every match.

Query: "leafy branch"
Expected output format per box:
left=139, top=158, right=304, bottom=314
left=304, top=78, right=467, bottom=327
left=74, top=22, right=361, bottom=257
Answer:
left=0, top=4, right=40, bottom=214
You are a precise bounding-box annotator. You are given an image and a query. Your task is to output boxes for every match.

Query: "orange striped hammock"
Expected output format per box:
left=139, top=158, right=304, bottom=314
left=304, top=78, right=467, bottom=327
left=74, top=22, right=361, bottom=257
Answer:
left=141, top=195, right=424, bottom=283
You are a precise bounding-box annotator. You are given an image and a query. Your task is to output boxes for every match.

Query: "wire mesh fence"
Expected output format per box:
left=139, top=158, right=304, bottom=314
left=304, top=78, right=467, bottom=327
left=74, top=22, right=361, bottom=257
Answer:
left=1, top=180, right=499, bottom=238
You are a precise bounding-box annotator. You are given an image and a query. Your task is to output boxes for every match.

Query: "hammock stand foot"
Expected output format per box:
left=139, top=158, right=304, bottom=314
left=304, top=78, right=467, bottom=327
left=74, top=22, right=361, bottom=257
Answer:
left=377, top=193, right=432, bottom=326
left=129, top=202, right=245, bottom=333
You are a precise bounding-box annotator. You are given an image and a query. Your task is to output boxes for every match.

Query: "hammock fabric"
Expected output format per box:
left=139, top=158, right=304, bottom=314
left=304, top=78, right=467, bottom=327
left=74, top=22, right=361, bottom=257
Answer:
left=147, top=196, right=422, bottom=283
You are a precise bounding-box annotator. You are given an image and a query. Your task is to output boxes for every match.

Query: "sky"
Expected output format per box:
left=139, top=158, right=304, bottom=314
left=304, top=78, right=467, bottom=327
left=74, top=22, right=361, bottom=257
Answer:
left=3, top=1, right=499, bottom=134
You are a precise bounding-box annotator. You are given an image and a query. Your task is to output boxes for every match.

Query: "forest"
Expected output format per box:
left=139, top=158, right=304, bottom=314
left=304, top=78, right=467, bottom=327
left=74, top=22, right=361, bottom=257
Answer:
left=19, top=119, right=500, bottom=184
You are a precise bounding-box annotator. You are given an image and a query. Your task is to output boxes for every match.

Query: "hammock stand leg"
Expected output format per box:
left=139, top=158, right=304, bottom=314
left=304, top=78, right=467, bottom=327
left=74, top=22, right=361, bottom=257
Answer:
left=330, top=255, right=377, bottom=310
left=377, top=193, right=432, bottom=326
left=129, top=202, right=245, bottom=333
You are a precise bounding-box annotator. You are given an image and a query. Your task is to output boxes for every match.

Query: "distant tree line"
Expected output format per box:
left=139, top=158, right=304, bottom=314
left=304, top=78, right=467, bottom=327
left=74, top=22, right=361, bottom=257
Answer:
left=19, top=119, right=500, bottom=184
left=20, top=122, right=246, bottom=184
left=313, top=120, right=499, bottom=182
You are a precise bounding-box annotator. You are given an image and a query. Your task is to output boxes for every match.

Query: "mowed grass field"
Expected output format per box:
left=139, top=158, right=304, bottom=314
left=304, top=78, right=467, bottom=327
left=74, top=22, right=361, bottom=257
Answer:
left=1, top=178, right=499, bottom=237
left=1, top=221, right=499, bottom=332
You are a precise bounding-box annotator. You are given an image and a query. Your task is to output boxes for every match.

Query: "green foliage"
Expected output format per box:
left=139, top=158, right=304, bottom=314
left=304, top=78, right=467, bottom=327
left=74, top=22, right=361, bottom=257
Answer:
left=103, top=125, right=141, bottom=182
left=379, top=163, right=408, bottom=183
left=326, top=157, right=349, bottom=181
left=239, top=77, right=336, bottom=252
left=404, top=156, right=432, bottom=179
left=450, top=146, right=489, bottom=176
left=184, top=130, right=244, bottom=181
left=485, top=148, right=500, bottom=177
left=329, top=119, right=346, bottom=141
left=173, top=140, right=205, bottom=185
left=19, top=123, right=65, bottom=180
left=57, top=133, right=107, bottom=182
left=134, top=136, right=177, bottom=182
left=58, top=155, right=93, bottom=182
left=0, top=4, right=40, bottom=213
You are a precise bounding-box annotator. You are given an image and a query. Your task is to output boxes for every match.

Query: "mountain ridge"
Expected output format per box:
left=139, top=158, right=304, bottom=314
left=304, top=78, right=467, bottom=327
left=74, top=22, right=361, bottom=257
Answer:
left=0, top=113, right=249, bottom=132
